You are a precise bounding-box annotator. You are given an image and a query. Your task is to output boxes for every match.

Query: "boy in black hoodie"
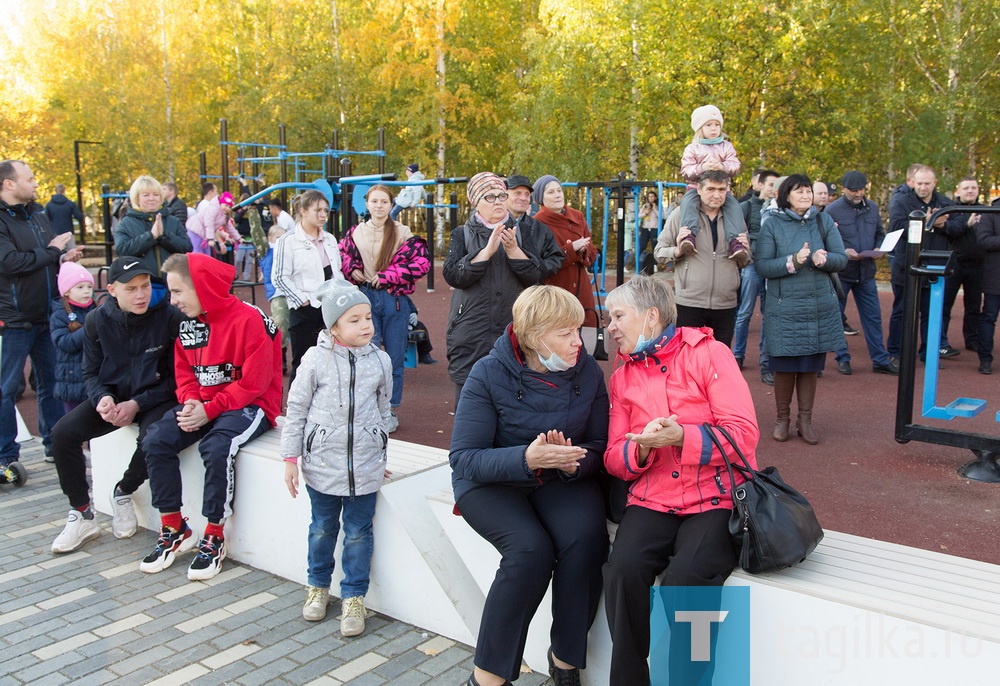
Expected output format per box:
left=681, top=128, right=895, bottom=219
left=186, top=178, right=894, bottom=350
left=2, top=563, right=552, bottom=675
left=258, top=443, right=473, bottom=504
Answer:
left=50, top=256, right=183, bottom=553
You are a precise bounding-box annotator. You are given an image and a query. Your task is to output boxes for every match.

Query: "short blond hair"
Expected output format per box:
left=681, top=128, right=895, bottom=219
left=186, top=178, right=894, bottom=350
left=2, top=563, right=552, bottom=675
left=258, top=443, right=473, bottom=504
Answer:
left=511, top=285, right=585, bottom=354
left=129, top=175, right=164, bottom=208
left=606, top=275, right=677, bottom=328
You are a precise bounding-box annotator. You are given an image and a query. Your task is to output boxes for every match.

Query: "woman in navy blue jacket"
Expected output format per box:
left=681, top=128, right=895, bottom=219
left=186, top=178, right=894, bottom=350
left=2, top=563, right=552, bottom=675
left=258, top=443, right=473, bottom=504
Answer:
left=450, top=285, right=610, bottom=686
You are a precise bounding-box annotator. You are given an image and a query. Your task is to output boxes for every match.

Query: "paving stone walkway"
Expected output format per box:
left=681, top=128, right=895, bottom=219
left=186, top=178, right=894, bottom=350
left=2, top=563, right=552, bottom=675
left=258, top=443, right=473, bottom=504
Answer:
left=0, top=443, right=550, bottom=686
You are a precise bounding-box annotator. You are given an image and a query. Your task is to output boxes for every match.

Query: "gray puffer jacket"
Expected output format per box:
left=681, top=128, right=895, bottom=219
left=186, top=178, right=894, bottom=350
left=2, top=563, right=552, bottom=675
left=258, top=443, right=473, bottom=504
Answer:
left=755, top=207, right=848, bottom=357
left=280, top=330, right=393, bottom=497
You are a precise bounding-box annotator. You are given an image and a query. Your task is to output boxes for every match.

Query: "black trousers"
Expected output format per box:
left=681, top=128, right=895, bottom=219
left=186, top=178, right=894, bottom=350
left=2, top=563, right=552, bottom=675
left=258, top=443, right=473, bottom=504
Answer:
left=288, top=305, right=326, bottom=381
left=942, top=260, right=984, bottom=349
left=675, top=305, right=737, bottom=348
left=604, top=506, right=736, bottom=686
left=52, top=399, right=178, bottom=509
left=142, top=405, right=269, bottom=523
left=457, top=478, right=609, bottom=681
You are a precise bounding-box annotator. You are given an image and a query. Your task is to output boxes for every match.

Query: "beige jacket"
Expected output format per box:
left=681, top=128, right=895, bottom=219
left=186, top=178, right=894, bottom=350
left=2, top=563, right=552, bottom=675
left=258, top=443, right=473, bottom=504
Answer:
left=654, top=207, right=741, bottom=310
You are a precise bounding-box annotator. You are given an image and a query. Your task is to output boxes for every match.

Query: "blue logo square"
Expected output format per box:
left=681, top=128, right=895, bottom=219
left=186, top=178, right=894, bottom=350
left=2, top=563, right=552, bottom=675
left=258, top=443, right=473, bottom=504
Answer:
left=650, top=586, right=750, bottom=686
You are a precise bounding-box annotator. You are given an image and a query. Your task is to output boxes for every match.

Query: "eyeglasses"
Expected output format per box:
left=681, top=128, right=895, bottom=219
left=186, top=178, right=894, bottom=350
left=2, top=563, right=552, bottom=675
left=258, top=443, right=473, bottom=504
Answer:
left=481, top=193, right=509, bottom=204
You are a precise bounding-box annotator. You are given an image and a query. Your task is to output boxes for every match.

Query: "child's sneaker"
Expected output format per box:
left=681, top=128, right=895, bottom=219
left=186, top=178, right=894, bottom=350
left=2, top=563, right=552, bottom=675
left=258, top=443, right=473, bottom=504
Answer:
left=728, top=237, right=749, bottom=262
left=340, top=596, right=368, bottom=637
left=139, top=520, right=195, bottom=573
left=110, top=485, right=138, bottom=539
left=303, top=586, right=331, bottom=621
left=678, top=233, right=697, bottom=257
left=188, top=534, right=226, bottom=581
left=51, top=510, right=101, bottom=553
left=2, top=461, right=27, bottom=486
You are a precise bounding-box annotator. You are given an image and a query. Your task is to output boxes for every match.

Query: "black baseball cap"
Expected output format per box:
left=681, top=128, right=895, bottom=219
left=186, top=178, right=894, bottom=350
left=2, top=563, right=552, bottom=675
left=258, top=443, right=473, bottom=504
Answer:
left=108, top=256, right=156, bottom=284
left=506, top=175, right=533, bottom=191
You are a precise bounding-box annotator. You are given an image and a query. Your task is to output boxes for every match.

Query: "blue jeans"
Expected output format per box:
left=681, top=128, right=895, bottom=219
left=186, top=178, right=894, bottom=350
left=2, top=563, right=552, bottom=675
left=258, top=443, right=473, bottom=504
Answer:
left=306, top=485, right=377, bottom=597
left=732, top=264, right=768, bottom=369
left=235, top=243, right=256, bottom=281
left=363, top=287, right=411, bottom=407
left=979, top=294, right=1000, bottom=365
left=389, top=204, right=405, bottom=220
left=1, top=326, right=65, bottom=464
left=835, top=278, right=891, bottom=366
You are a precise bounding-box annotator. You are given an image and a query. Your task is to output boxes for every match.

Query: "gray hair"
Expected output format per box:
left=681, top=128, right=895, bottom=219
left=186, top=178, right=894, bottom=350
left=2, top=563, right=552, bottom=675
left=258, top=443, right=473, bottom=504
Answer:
left=606, top=275, right=677, bottom=328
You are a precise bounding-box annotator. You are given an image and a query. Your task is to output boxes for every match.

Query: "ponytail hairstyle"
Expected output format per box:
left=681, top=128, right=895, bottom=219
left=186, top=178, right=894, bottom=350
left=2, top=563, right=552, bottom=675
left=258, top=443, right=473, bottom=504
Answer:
left=366, top=184, right=400, bottom=272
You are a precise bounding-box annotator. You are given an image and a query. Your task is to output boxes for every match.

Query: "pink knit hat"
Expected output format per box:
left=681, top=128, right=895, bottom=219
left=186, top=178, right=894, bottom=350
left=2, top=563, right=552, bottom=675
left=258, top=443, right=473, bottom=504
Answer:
left=466, top=172, right=506, bottom=208
left=57, top=261, right=94, bottom=297
left=219, top=191, right=235, bottom=207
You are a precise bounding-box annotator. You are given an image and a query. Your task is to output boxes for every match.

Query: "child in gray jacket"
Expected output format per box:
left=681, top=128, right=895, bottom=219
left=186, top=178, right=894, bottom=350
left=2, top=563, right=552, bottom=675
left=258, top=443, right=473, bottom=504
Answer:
left=281, top=280, right=392, bottom=637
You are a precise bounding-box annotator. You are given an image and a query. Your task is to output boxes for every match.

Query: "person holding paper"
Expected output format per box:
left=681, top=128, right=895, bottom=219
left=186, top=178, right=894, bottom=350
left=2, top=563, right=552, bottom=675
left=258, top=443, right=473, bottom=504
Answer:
left=827, top=171, right=898, bottom=376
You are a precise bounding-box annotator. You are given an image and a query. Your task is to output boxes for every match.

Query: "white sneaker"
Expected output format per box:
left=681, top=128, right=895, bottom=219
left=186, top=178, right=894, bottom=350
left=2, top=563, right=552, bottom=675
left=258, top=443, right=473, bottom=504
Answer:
left=111, top=489, right=138, bottom=539
left=386, top=411, right=399, bottom=434
left=52, top=510, right=101, bottom=553
left=302, top=586, right=330, bottom=621
left=340, top=596, right=368, bottom=637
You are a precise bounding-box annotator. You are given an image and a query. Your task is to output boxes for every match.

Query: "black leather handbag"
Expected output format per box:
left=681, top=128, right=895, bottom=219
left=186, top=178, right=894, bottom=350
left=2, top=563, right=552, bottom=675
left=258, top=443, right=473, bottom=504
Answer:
left=704, top=424, right=824, bottom=574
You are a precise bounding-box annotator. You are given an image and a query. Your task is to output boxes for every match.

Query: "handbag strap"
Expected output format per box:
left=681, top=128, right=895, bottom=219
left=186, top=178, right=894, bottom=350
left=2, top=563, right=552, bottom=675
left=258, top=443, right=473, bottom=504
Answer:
left=702, top=423, right=756, bottom=495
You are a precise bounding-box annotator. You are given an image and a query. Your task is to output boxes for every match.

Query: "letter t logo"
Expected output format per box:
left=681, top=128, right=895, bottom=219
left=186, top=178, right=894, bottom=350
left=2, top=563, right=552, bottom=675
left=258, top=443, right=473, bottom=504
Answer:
left=674, top=611, right=729, bottom=661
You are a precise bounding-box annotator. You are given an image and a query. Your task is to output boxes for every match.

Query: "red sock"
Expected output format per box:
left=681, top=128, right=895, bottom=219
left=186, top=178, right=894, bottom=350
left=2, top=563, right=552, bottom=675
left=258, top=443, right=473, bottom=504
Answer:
left=74, top=503, right=91, bottom=513
left=161, top=512, right=183, bottom=532
left=205, top=522, right=224, bottom=539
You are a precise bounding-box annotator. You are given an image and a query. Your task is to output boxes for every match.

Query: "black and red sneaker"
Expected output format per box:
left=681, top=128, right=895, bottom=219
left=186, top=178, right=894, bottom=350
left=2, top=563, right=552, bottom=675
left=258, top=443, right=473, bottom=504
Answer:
left=188, top=534, right=227, bottom=581
left=139, top=520, right=195, bottom=573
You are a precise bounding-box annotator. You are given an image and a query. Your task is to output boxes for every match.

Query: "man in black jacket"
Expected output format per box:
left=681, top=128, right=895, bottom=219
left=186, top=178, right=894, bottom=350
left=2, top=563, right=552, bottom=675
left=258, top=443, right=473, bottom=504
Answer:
left=941, top=177, right=984, bottom=353
left=886, top=165, right=965, bottom=361
left=163, top=182, right=188, bottom=224
left=976, top=200, right=1000, bottom=375
left=0, top=160, right=82, bottom=474
left=44, top=184, right=84, bottom=235
left=50, top=256, right=183, bottom=553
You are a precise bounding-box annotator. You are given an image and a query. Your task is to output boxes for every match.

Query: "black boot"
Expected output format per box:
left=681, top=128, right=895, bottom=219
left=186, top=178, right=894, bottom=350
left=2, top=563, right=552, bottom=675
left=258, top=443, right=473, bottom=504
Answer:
left=548, top=649, right=581, bottom=686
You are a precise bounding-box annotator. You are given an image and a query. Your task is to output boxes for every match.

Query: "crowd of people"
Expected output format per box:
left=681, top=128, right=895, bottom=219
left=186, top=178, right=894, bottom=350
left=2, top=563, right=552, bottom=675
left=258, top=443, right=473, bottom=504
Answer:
left=1, top=98, right=997, bottom=686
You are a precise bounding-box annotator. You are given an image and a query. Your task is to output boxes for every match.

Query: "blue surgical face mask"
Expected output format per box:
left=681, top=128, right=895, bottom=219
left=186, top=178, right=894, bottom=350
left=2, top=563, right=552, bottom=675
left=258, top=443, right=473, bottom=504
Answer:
left=632, top=316, right=655, bottom=355
left=537, top=343, right=573, bottom=372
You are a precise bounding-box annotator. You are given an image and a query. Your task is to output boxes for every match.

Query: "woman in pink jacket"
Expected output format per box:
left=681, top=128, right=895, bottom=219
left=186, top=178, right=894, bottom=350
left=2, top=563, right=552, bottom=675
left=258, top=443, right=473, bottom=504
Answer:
left=601, top=275, right=759, bottom=686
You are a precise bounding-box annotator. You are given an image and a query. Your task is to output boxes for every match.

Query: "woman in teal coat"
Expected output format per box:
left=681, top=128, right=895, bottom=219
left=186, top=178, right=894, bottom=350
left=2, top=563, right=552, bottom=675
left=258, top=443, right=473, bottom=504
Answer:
left=755, top=174, right=847, bottom=445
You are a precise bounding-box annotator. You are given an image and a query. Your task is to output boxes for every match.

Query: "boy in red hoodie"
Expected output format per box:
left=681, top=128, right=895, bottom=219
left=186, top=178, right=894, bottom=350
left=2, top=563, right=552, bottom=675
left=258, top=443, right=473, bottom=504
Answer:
left=140, top=252, right=282, bottom=580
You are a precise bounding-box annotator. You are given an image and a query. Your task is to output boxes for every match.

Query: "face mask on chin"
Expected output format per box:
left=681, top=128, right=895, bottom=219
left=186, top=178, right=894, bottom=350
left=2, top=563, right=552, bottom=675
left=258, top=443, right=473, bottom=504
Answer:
left=537, top=342, right=573, bottom=372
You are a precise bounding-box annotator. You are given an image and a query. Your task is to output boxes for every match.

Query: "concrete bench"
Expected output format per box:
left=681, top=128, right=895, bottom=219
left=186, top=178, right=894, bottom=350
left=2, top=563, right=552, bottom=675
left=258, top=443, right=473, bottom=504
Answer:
left=92, top=429, right=1000, bottom=685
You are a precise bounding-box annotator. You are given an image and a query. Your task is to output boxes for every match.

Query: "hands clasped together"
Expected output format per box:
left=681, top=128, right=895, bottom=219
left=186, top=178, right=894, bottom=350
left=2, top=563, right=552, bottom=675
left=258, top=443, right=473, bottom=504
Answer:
left=525, top=430, right=585, bottom=476
left=624, top=415, right=685, bottom=465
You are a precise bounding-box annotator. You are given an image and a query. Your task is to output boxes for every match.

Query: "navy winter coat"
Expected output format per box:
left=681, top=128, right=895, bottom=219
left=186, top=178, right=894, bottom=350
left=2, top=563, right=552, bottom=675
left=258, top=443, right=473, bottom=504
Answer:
left=449, top=325, right=609, bottom=503
left=49, top=299, right=97, bottom=402
left=45, top=194, right=83, bottom=235
left=755, top=208, right=848, bottom=358
left=825, top=196, right=884, bottom=283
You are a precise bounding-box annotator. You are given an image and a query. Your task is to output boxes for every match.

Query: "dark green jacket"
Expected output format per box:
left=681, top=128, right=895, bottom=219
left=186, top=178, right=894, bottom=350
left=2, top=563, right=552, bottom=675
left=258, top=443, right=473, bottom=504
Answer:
left=755, top=208, right=848, bottom=357
left=113, top=208, right=192, bottom=278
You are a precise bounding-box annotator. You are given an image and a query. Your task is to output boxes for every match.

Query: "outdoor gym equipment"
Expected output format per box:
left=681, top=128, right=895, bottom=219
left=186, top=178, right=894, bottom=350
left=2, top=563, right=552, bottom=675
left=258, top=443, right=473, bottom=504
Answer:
left=894, top=206, right=1000, bottom=483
